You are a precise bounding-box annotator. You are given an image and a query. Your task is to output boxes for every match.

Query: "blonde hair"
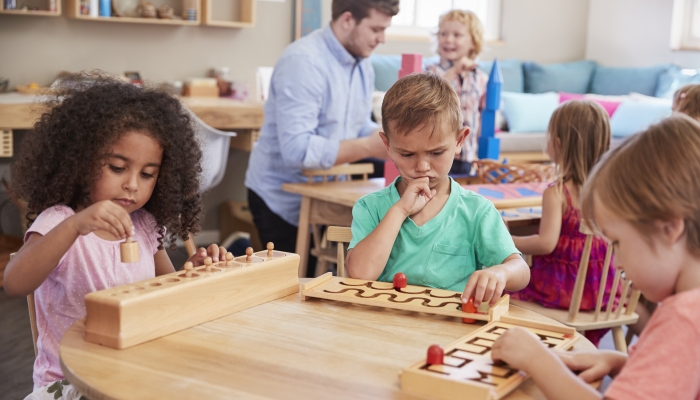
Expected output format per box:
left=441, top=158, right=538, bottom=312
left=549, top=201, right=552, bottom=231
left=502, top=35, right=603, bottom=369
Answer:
left=581, top=114, right=700, bottom=255
left=438, top=10, right=484, bottom=59
left=548, top=100, right=611, bottom=188
left=673, top=84, right=700, bottom=120
left=381, top=73, right=461, bottom=138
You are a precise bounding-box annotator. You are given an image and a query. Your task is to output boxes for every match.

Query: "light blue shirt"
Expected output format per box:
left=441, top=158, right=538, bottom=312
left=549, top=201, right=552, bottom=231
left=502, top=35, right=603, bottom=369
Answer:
left=245, top=24, right=379, bottom=226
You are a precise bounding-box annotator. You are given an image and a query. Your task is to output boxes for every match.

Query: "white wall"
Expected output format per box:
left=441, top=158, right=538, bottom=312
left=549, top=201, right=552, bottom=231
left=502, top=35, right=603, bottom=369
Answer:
left=586, top=0, right=700, bottom=67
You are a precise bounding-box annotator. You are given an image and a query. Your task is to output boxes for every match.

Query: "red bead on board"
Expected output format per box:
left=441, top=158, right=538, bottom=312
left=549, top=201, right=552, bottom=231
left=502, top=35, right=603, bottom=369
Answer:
left=427, top=344, right=444, bottom=365
left=393, top=272, right=407, bottom=289
left=462, top=296, right=477, bottom=323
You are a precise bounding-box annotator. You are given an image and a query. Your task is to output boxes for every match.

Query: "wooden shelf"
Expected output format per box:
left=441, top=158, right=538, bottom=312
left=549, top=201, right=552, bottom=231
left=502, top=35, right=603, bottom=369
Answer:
left=202, top=0, right=255, bottom=28
left=66, top=0, right=201, bottom=25
left=0, top=0, right=60, bottom=16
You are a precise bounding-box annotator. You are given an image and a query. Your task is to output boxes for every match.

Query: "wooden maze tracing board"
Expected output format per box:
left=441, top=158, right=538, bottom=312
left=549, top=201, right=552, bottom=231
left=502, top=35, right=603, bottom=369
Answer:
left=84, top=249, right=300, bottom=349
left=301, top=273, right=509, bottom=322
left=401, top=316, right=579, bottom=400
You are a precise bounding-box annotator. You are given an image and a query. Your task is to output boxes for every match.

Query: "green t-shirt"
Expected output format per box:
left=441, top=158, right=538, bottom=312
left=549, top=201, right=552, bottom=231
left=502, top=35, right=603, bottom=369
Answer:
left=349, top=177, right=520, bottom=292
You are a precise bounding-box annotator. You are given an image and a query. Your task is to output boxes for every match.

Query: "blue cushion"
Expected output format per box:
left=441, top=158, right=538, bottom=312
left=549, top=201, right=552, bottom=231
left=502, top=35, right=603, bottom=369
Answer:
left=501, top=91, right=559, bottom=133
left=477, top=59, right=524, bottom=93
left=655, top=66, right=700, bottom=98
left=609, top=100, right=672, bottom=137
left=370, top=54, right=402, bottom=92
left=522, top=61, right=597, bottom=94
left=590, top=64, right=672, bottom=96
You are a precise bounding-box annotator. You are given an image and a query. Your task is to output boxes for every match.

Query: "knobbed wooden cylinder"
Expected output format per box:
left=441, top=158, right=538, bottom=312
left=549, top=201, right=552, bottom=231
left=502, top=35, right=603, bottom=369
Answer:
left=120, top=237, right=139, bottom=263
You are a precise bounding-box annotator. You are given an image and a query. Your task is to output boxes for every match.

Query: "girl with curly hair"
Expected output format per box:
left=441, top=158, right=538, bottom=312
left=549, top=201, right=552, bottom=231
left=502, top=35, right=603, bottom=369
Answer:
left=4, top=74, right=226, bottom=398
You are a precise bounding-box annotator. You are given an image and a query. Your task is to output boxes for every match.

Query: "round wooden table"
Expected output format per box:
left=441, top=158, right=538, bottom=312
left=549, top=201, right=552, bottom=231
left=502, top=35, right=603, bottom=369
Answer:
left=60, top=287, right=596, bottom=400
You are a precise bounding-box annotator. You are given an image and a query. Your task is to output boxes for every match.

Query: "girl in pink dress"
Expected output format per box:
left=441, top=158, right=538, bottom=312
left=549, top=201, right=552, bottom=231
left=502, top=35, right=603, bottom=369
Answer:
left=510, top=100, right=619, bottom=346
left=4, top=74, right=227, bottom=399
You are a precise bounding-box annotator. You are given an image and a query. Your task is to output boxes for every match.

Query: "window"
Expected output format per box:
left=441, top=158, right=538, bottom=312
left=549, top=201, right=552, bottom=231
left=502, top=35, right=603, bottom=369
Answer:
left=671, top=0, right=700, bottom=50
left=387, top=0, right=502, bottom=42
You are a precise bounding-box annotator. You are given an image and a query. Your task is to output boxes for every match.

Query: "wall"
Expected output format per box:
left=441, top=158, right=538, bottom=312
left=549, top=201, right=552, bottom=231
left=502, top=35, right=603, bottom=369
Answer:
left=586, top=0, right=700, bottom=67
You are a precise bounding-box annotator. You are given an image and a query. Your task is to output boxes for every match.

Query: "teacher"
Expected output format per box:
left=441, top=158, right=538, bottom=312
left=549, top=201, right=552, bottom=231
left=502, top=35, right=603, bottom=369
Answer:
left=245, top=0, right=400, bottom=263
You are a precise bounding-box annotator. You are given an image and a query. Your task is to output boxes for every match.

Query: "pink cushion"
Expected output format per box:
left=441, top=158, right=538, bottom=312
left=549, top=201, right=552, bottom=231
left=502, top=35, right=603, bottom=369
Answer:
left=558, top=92, right=621, bottom=117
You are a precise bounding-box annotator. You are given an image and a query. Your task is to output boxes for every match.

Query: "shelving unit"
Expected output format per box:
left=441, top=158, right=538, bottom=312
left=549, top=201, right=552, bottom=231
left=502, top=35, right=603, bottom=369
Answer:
left=0, top=0, right=61, bottom=16
left=202, top=0, right=255, bottom=28
left=66, top=0, right=201, bottom=26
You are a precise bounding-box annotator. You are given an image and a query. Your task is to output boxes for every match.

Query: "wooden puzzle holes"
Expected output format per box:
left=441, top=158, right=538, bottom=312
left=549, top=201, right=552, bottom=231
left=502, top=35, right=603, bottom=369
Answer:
left=160, top=278, right=181, bottom=283
left=148, top=282, right=162, bottom=287
left=178, top=273, right=200, bottom=278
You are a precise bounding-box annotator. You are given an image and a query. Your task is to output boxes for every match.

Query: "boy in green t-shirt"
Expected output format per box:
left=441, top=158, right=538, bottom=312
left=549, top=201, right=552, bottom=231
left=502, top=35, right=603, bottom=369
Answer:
left=347, top=73, right=529, bottom=308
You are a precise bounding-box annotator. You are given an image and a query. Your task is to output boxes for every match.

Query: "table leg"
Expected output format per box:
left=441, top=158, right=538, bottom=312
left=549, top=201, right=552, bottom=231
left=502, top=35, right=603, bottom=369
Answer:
left=296, top=196, right=311, bottom=277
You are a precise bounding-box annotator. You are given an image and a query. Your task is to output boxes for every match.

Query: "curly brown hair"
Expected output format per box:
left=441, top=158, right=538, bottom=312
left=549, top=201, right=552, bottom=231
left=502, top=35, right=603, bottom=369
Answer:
left=12, top=72, right=203, bottom=250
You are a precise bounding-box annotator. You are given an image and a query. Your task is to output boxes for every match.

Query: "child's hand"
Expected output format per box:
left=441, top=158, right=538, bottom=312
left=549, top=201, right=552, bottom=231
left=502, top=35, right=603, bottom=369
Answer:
left=453, top=56, right=476, bottom=73
left=554, top=349, right=626, bottom=383
left=491, top=327, right=548, bottom=372
left=72, top=200, right=134, bottom=239
left=395, top=177, right=436, bottom=216
left=462, top=267, right=507, bottom=308
left=187, top=244, right=228, bottom=267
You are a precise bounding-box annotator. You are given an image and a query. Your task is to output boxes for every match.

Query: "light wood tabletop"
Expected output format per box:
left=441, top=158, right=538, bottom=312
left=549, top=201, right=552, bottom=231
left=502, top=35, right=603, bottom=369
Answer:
left=281, top=179, right=547, bottom=276
left=60, top=286, right=596, bottom=400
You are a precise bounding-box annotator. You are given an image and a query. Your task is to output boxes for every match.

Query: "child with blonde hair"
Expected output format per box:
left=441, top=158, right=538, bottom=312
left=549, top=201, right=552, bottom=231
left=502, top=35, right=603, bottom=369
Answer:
left=510, top=100, right=618, bottom=346
left=426, top=10, right=488, bottom=174
left=673, top=83, right=700, bottom=120
left=347, top=73, right=529, bottom=308
left=4, top=74, right=226, bottom=399
left=492, top=114, right=700, bottom=399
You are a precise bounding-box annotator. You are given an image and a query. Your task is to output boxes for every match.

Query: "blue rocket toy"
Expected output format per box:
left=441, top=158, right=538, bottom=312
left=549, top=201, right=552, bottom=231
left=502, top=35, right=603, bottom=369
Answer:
left=478, top=59, right=503, bottom=160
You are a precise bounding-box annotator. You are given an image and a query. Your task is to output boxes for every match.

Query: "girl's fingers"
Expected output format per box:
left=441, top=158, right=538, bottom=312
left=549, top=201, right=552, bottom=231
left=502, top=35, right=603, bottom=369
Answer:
left=481, top=279, right=496, bottom=307
left=219, top=246, right=227, bottom=260
left=473, top=278, right=488, bottom=307
left=207, top=243, right=220, bottom=262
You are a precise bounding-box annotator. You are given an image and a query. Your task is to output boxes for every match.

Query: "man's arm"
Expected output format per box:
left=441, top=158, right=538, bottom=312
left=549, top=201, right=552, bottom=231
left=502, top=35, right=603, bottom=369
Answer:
left=335, top=128, right=386, bottom=165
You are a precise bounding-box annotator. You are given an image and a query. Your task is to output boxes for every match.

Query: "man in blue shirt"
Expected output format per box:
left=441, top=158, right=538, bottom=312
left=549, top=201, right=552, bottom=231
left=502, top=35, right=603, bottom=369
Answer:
left=245, top=0, right=399, bottom=270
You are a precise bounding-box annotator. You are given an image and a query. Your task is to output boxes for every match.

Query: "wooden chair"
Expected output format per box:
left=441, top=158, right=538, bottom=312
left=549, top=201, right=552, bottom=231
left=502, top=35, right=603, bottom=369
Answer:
left=511, top=221, right=642, bottom=353
left=302, top=163, right=373, bottom=276
left=326, top=226, right=352, bottom=277
left=471, top=159, right=556, bottom=184
left=8, top=251, right=39, bottom=358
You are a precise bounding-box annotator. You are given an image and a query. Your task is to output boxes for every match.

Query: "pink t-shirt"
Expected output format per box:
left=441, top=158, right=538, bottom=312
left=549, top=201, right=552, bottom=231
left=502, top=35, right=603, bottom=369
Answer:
left=27, top=205, right=161, bottom=388
left=606, top=287, right=700, bottom=399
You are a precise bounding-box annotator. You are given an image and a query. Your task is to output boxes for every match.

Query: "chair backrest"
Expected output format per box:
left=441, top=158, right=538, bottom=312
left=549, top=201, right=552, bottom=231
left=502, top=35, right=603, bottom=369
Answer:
left=326, top=226, right=352, bottom=278
left=190, top=111, right=237, bottom=193
left=568, top=221, right=641, bottom=324
left=255, top=66, right=274, bottom=102
left=472, top=160, right=555, bottom=184
left=302, top=163, right=374, bottom=184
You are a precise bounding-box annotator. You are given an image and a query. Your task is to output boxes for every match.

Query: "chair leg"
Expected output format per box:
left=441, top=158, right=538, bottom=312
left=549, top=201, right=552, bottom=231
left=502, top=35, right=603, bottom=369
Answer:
left=624, top=328, right=635, bottom=346
left=315, top=260, right=330, bottom=277
left=611, top=326, right=628, bottom=354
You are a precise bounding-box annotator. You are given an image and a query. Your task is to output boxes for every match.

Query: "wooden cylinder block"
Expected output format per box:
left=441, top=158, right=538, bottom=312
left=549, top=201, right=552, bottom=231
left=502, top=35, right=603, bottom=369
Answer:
left=120, top=237, right=139, bottom=263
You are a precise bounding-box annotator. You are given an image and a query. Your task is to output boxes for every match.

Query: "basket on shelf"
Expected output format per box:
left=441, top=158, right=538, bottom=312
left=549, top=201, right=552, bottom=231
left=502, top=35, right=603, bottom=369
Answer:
left=472, top=159, right=556, bottom=184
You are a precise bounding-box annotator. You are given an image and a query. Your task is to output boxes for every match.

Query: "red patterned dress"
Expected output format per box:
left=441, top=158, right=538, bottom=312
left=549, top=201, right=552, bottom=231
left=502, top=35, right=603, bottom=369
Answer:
left=511, top=184, right=620, bottom=346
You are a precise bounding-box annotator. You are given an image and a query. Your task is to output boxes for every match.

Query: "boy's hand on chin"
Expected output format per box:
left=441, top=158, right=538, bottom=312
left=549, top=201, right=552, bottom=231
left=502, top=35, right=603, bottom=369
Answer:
left=396, top=177, right=436, bottom=216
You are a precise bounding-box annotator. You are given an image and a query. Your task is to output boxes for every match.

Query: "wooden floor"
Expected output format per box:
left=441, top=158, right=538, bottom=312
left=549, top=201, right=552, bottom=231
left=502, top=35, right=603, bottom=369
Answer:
left=0, top=290, right=35, bottom=399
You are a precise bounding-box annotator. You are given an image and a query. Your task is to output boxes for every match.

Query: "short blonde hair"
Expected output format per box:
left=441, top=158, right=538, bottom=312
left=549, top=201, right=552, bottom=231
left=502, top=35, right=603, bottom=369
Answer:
left=581, top=114, right=700, bottom=255
left=438, top=10, right=484, bottom=59
left=381, top=73, right=461, bottom=138
left=673, top=83, right=700, bottom=120
left=548, top=100, right=611, bottom=188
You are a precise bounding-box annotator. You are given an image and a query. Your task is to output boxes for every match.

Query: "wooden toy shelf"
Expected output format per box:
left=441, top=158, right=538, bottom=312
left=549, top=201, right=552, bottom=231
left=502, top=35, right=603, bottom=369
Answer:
left=61, top=0, right=255, bottom=28
left=0, top=0, right=61, bottom=16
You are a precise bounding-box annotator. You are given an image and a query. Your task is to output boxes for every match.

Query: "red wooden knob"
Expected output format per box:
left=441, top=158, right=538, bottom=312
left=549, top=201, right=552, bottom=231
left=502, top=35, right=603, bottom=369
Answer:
left=427, top=344, right=444, bottom=365
left=462, top=296, right=477, bottom=324
left=393, top=272, right=407, bottom=289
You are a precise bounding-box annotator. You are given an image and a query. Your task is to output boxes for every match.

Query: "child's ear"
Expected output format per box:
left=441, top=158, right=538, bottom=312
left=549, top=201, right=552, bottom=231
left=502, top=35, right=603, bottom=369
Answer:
left=655, top=218, right=686, bottom=247
left=456, top=127, right=470, bottom=153
left=380, top=131, right=391, bottom=154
